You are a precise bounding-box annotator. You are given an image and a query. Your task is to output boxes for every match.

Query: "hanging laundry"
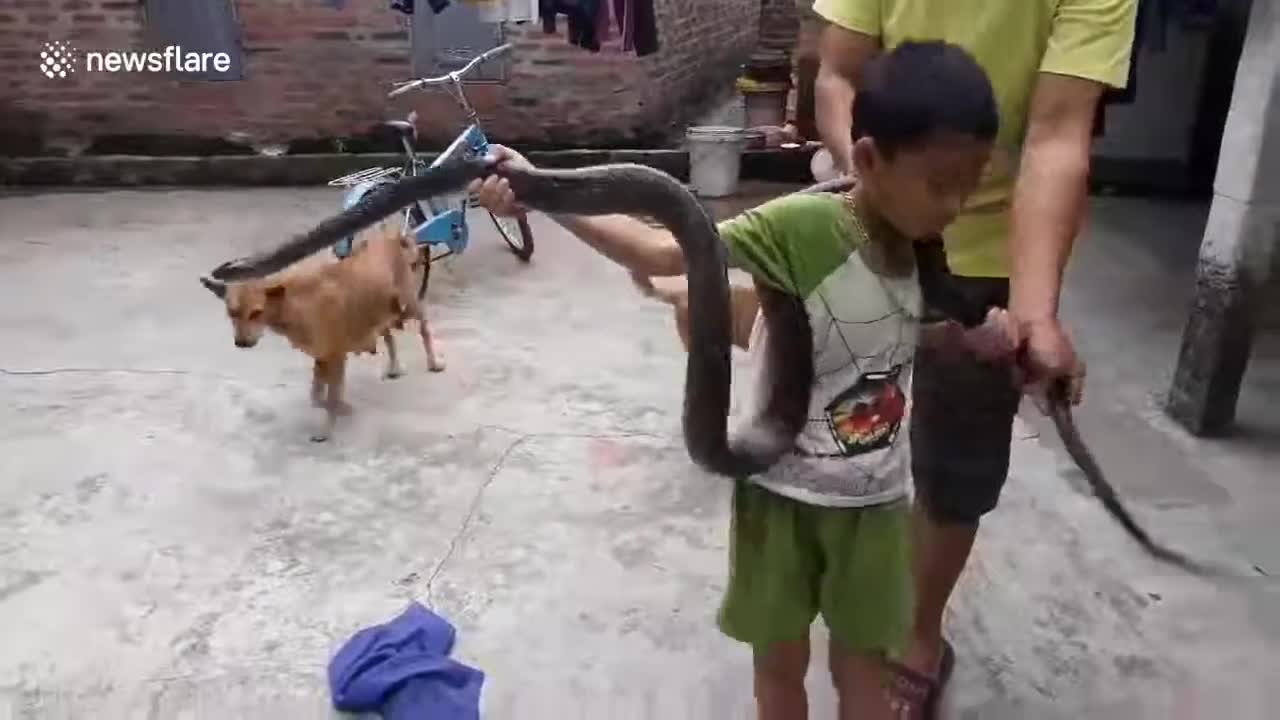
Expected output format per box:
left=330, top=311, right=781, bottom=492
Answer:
left=595, top=0, right=613, bottom=43
left=467, top=0, right=538, bottom=23
left=611, top=0, right=657, bottom=56
left=391, top=0, right=452, bottom=15
left=540, top=1, right=603, bottom=51
left=539, top=0, right=657, bottom=55
left=630, top=0, right=657, bottom=55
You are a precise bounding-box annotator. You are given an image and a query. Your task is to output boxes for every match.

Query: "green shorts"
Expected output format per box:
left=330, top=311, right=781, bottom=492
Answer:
left=717, top=480, right=913, bottom=654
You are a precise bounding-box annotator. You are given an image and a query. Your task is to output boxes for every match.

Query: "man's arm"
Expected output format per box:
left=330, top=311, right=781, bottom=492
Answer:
left=814, top=22, right=880, bottom=174
left=1009, top=0, right=1137, bottom=392
left=1006, top=73, right=1105, bottom=324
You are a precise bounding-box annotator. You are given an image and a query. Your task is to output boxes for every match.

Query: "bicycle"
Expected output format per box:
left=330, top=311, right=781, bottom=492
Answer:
left=326, top=42, right=534, bottom=280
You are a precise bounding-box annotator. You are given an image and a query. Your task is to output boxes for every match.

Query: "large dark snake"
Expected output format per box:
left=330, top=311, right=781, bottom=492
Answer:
left=209, top=158, right=1240, bottom=578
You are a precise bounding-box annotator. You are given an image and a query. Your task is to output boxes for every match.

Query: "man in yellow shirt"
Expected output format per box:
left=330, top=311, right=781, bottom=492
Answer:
left=812, top=0, right=1137, bottom=713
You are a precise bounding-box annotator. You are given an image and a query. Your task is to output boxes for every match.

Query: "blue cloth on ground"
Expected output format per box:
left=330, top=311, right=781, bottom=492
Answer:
left=328, top=602, right=484, bottom=720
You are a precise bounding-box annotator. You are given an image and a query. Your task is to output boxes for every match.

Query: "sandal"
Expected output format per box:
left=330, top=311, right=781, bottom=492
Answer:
left=884, top=661, right=934, bottom=719
left=884, top=639, right=956, bottom=720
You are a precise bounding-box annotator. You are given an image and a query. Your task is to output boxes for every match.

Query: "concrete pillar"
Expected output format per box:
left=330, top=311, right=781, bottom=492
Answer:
left=1166, top=0, right=1280, bottom=436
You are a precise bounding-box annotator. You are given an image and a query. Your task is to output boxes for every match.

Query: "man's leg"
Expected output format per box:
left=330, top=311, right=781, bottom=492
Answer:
left=903, top=278, right=1021, bottom=680
left=718, top=480, right=821, bottom=720
left=903, top=504, right=976, bottom=675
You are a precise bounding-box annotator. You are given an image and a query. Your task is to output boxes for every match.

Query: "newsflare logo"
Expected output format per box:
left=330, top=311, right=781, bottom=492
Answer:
left=39, top=40, right=233, bottom=80
left=39, top=41, right=77, bottom=79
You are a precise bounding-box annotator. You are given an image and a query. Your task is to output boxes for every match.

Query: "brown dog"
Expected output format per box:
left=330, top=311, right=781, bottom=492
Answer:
left=630, top=271, right=760, bottom=351
left=201, top=221, right=444, bottom=442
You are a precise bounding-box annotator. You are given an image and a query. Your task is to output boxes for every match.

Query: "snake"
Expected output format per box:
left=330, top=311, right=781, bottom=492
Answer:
left=208, top=157, right=1237, bottom=578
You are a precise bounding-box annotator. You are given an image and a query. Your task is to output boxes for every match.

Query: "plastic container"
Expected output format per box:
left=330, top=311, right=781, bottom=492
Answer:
left=736, top=77, right=790, bottom=128
left=686, top=125, right=748, bottom=198
left=810, top=146, right=839, bottom=183
left=743, top=88, right=789, bottom=127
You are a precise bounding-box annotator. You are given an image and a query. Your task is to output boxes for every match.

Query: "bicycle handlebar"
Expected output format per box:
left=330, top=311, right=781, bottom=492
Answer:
left=388, top=43, right=514, bottom=98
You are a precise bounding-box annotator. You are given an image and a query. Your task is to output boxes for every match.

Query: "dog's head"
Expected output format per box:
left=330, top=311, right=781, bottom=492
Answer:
left=200, top=276, right=285, bottom=348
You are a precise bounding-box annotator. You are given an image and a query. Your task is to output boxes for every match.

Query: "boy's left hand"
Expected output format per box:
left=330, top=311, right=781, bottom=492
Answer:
left=961, top=307, right=1019, bottom=363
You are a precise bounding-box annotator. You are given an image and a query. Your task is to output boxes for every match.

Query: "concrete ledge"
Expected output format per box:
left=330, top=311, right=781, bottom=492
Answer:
left=0, top=147, right=817, bottom=188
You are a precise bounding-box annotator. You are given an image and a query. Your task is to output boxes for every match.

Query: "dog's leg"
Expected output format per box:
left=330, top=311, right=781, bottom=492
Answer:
left=382, top=331, right=404, bottom=379
left=312, top=355, right=352, bottom=442
left=311, top=359, right=327, bottom=408
left=415, top=302, right=446, bottom=372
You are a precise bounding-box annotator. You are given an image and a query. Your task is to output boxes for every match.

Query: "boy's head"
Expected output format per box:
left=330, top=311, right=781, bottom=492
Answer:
left=851, top=40, right=999, bottom=239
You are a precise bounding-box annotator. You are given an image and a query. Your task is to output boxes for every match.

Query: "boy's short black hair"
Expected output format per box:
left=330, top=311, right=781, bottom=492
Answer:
left=852, top=40, right=999, bottom=158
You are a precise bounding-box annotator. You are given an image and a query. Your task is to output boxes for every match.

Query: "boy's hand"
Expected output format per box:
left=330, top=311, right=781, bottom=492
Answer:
left=962, top=307, right=1018, bottom=363
left=919, top=308, right=1017, bottom=363
left=468, top=144, right=533, bottom=217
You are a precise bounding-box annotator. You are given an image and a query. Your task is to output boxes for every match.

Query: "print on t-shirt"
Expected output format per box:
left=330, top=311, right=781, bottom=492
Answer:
left=823, top=364, right=906, bottom=456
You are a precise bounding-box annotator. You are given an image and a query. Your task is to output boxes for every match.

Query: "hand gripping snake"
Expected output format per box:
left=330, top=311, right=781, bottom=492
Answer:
left=209, top=157, right=1239, bottom=578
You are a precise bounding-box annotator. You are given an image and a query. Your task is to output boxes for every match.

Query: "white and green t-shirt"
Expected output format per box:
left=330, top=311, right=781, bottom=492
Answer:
left=719, top=192, right=922, bottom=508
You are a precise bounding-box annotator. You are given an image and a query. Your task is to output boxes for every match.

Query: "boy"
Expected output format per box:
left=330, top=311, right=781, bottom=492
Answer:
left=471, top=41, right=1007, bottom=719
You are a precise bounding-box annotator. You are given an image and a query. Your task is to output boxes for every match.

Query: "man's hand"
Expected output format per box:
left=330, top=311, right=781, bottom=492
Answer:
left=467, top=144, right=533, bottom=217
left=1017, top=317, right=1085, bottom=406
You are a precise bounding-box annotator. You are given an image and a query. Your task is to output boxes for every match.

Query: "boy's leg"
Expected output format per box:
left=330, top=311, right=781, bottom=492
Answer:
left=904, top=277, right=1022, bottom=683
left=829, top=648, right=897, bottom=720
left=718, top=480, right=821, bottom=720
left=754, top=640, right=811, bottom=720
left=816, top=499, right=914, bottom=719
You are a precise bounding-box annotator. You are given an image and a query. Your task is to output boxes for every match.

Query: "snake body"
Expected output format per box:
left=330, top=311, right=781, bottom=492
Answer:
left=212, top=157, right=812, bottom=478
left=210, top=159, right=1231, bottom=577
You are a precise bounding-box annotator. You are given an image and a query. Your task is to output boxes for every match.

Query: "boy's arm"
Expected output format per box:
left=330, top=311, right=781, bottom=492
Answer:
left=812, top=0, right=881, bottom=174
left=468, top=145, right=782, bottom=282
left=1009, top=0, right=1137, bottom=383
left=549, top=214, right=686, bottom=277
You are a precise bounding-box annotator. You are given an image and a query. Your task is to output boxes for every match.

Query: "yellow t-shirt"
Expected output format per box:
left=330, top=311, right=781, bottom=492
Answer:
left=812, top=0, right=1138, bottom=277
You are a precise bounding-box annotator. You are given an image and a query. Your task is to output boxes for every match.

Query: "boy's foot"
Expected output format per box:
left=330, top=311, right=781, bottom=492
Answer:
left=885, top=638, right=954, bottom=719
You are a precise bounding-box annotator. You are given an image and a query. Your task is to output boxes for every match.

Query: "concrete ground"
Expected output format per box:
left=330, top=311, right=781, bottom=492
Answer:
left=1, top=184, right=1278, bottom=719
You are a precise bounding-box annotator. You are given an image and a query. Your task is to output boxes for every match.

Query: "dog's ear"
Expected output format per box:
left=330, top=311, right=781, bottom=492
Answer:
left=200, top=276, right=227, bottom=299
left=265, top=284, right=286, bottom=301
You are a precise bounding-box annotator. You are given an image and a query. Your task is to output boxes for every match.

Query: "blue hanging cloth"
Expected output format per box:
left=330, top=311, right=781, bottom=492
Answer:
left=328, top=602, right=485, bottom=720
left=392, top=0, right=452, bottom=15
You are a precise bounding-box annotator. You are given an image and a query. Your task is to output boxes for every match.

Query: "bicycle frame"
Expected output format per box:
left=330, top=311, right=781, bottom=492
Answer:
left=330, top=44, right=510, bottom=262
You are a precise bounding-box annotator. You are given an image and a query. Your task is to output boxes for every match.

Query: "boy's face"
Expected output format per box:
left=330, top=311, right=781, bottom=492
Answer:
left=853, top=131, right=993, bottom=239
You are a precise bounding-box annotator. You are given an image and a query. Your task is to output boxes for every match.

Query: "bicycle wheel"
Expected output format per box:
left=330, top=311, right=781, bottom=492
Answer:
left=490, top=211, right=535, bottom=262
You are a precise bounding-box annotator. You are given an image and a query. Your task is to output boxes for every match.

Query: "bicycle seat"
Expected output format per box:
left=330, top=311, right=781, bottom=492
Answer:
left=380, top=120, right=418, bottom=142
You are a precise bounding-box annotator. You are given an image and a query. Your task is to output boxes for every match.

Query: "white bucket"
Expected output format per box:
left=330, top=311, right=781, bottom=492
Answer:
left=686, top=125, right=748, bottom=198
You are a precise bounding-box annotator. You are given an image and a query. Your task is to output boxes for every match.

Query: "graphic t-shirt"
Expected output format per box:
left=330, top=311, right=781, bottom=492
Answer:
left=719, top=192, right=921, bottom=508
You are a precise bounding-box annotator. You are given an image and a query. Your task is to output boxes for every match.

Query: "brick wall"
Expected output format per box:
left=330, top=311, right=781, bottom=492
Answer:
left=0, top=0, right=759, bottom=155
left=756, top=0, right=799, bottom=56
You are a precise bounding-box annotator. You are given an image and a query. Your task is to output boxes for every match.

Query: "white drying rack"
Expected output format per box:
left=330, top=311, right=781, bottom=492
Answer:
left=326, top=165, right=404, bottom=188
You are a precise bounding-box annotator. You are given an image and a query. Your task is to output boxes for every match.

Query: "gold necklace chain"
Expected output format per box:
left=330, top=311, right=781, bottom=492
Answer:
left=838, top=192, right=914, bottom=318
